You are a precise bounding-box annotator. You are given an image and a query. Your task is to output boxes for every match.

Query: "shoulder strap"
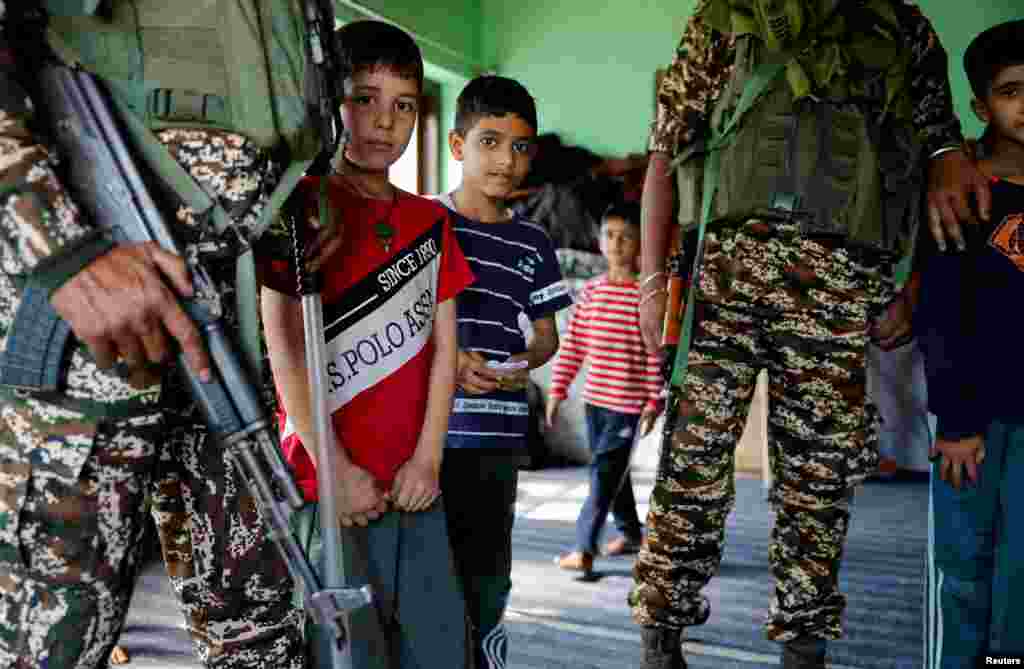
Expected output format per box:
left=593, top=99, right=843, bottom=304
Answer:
left=107, top=91, right=236, bottom=236
left=669, top=61, right=785, bottom=388
left=318, top=173, right=332, bottom=244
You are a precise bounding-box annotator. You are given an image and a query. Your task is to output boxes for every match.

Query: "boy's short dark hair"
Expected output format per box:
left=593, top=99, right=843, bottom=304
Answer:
left=454, top=76, right=538, bottom=135
left=964, top=19, right=1024, bottom=98
left=336, top=20, right=423, bottom=91
left=602, top=201, right=641, bottom=228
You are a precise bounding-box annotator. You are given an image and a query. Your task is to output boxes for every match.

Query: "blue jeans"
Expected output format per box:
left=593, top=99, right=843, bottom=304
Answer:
left=575, top=404, right=644, bottom=554
left=929, top=420, right=1024, bottom=668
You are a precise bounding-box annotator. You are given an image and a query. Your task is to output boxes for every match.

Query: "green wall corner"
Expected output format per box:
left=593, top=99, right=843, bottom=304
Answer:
left=480, top=0, right=1022, bottom=156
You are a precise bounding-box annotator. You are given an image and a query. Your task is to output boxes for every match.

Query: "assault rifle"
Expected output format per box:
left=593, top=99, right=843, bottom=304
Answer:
left=7, top=63, right=371, bottom=653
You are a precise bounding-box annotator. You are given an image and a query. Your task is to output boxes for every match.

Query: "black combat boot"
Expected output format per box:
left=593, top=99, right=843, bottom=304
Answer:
left=781, top=637, right=828, bottom=669
left=640, top=626, right=686, bottom=669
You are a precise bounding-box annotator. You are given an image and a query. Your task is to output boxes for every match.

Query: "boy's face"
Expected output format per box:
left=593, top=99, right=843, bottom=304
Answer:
left=973, top=63, right=1024, bottom=149
left=341, top=67, right=420, bottom=173
left=449, top=114, right=535, bottom=199
left=599, top=217, right=640, bottom=271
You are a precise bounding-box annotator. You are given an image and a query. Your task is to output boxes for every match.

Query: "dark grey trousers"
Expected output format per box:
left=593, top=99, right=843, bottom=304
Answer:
left=292, top=500, right=468, bottom=668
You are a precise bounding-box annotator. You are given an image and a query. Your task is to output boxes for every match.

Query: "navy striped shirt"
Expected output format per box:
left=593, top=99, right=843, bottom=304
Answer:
left=439, top=195, right=572, bottom=451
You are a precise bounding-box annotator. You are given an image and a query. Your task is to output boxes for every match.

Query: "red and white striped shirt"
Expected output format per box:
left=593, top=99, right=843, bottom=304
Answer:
left=549, top=275, right=662, bottom=414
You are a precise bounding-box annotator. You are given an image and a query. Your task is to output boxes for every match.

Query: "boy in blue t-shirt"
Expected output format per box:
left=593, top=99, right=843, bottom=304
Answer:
left=436, top=75, right=572, bottom=669
left=918, top=19, right=1024, bottom=668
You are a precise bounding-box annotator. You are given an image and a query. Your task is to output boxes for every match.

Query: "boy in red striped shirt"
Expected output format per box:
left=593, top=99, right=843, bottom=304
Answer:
left=546, top=202, right=664, bottom=575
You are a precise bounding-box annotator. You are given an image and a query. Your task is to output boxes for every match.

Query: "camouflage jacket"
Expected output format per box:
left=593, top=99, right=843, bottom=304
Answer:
left=650, top=0, right=963, bottom=160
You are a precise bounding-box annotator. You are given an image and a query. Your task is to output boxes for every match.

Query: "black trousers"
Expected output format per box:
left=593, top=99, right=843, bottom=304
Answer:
left=441, top=451, right=521, bottom=669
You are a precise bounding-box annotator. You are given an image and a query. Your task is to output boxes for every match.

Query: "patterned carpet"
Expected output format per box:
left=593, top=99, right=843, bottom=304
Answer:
left=510, top=469, right=928, bottom=669
left=118, top=462, right=928, bottom=668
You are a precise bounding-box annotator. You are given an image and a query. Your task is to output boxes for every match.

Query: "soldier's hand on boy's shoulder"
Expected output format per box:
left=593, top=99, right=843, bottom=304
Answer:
left=927, top=147, right=991, bottom=252
left=931, top=434, right=986, bottom=491
left=51, top=241, right=211, bottom=381
left=390, top=453, right=441, bottom=513
left=335, top=460, right=387, bottom=527
left=456, top=350, right=501, bottom=394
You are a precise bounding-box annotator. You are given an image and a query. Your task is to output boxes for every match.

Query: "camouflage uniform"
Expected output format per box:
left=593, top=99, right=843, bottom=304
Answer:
left=0, top=7, right=308, bottom=669
left=631, top=0, right=963, bottom=642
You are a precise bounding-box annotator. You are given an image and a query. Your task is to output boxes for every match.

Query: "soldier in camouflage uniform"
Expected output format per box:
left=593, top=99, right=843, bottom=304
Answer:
left=0, top=2, right=330, bottom=667
left=631, top=1, right=984, bottom=667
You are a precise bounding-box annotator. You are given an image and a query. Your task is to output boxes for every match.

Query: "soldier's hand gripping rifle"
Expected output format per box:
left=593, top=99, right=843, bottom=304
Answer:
left=18, top=63, right=371, bottom=654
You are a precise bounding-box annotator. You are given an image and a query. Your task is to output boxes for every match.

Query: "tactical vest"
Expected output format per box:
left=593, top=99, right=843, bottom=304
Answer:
left=675, top=0, right=922, bottom=253
left=44, top=0, right=316, bottom=155
left=40, top=0, right=324, bottom=375
left=41, top=0, right=320, bottom=243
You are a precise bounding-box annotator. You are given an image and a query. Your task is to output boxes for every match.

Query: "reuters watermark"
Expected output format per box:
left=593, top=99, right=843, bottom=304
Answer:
left=986, top=657, right=1023, bottom=666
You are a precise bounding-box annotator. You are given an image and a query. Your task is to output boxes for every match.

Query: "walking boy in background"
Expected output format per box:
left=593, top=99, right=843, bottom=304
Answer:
left=437, top=75, right=573, bottom=669
left=547, top=202, right=663, bottom=576
left=259, top=21, right=474, bottom=668
left=918, top=19, right=1024, bottom=667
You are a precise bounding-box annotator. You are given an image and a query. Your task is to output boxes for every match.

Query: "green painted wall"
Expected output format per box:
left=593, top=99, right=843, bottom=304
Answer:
left=335, top=0, right=481, bottom=77
left=481, top=0, right=695, bottom=156
left=481, top=1, right=1022, bottom=156
left=336, top=0, right=1019, bottom=186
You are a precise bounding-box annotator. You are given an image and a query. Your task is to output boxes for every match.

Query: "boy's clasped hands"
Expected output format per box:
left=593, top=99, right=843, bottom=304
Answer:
left=332, top=450, right=442, bottom=527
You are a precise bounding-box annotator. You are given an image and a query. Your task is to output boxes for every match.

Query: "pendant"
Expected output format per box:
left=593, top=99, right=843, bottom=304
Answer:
left=375, top=221, right=395, bottom=253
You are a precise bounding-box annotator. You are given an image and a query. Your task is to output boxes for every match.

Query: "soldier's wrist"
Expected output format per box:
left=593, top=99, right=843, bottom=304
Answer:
left=36, top=231, right=116, bottom=298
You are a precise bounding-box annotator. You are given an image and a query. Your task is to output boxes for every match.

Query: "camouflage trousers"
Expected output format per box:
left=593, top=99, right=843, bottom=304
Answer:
left=631, top=218, right=894, bottom=641
left=0, top=128, right=304, bottom=668
left=0, top=351, right=305, bottom=669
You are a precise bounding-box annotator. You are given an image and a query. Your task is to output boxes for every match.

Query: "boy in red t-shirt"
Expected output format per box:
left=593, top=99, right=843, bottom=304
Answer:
left=257, top=21, right=474, bottom=668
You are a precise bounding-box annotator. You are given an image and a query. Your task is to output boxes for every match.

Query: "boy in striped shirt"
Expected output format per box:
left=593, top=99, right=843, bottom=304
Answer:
left=547, top=202, right=664, bottom=575
left=438, top=75, right=572, bottom=669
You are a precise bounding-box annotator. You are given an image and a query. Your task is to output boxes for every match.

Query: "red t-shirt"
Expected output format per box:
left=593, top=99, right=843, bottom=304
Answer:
left=261, top=178, right=474, bottom=500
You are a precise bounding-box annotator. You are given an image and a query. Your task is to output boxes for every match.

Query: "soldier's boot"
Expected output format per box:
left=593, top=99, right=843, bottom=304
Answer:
left=781, top=638, right=828, bottom=669
left=640, top=626, right=687, bottom=669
